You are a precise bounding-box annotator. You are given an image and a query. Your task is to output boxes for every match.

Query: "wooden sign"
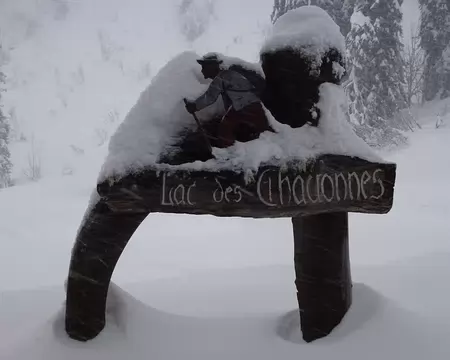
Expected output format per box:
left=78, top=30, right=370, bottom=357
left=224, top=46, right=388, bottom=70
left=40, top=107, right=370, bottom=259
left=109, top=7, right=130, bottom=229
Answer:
left=99, top=155, right=396, bottom=217
left=67, top=154, right=396, bottom=343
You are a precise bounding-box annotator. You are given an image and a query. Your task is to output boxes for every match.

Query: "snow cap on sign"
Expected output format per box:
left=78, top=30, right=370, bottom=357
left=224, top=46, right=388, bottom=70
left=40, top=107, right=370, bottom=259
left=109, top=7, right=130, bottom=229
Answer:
left=261, top=6, right=346, bottom=60
left=201, top=51, right=265, bottom=76
left=98, top=51, right=222, bottom=182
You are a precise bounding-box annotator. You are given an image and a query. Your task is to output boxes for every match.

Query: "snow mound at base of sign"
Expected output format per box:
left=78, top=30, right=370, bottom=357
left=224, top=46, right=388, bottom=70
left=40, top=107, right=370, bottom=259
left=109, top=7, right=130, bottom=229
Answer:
left=3, top=260, right=450, bottom=360
left=99, top=51, right=381, bottom=183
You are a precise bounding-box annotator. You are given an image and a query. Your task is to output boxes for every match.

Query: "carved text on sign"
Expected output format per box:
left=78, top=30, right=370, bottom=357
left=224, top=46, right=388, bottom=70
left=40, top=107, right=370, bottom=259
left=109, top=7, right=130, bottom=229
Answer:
left=160, top=168, right=385, bottom=207
left=257, top=169, right=385, bottom=207
left=213, top=178, right=243, bottom=204
left=161, top=174, right=197, bottom=206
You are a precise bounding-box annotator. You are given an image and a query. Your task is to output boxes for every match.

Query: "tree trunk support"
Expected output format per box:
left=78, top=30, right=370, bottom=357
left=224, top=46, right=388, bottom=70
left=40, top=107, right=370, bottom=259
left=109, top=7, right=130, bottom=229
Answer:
left=292, top=212, right=352, bottom=343
left=65, top=200, right=148, bottom=341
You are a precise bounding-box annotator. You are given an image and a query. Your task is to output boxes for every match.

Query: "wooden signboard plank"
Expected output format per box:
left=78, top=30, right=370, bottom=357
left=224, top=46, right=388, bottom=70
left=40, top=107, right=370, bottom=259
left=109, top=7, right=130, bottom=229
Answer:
left=99, top=155, right=396, bottom=217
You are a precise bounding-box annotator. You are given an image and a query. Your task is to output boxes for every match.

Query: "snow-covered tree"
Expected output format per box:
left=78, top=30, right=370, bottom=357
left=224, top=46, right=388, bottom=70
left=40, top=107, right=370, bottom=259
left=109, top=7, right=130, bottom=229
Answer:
left=271, top=0, right=356, bottom=36
left=0, top=62, right=12, bottom=188
left=346, top=0, right=407, bottom=133
left=419, top=0, right=450, bottom=101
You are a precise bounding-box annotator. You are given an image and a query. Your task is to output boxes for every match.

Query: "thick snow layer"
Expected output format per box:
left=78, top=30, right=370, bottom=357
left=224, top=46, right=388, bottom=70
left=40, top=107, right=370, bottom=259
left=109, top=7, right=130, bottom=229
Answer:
left=261, top=6, right=346, bottom=59
left=203, top=51, right=265, bottom=76
left=99, top=52, right=380, bottom=181
left=351, top=10, right=371, bottom=28
left=2, top=261, right=450, bottom=360
left=98, top=51, right=222, bottom=181
left=203, top=84, right=381, bottom=172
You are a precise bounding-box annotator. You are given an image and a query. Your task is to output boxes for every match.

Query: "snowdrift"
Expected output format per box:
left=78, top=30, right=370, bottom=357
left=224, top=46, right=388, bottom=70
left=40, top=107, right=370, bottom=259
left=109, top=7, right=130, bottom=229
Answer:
left=3, top=257, right=450, bottom=360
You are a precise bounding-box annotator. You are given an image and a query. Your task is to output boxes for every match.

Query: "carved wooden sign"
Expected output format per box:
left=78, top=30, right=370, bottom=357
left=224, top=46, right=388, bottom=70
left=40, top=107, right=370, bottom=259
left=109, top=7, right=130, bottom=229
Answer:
left=100, top=155, right=396, bottom=217
left=69, top=154, right=397, bottom=343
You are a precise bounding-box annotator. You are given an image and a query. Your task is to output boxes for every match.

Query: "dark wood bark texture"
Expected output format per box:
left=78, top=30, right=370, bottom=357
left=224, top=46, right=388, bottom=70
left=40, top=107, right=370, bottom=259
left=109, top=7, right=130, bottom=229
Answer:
left=65, top=200, right=148, bottom=341
left=293, top=213, right=352, bottom=343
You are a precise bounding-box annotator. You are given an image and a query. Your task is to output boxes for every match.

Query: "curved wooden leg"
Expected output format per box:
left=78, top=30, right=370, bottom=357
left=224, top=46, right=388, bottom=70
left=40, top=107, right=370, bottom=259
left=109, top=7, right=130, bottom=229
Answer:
left=292, top=212, right=352, bottom=342
left=65, top=199, right=148, bottom=341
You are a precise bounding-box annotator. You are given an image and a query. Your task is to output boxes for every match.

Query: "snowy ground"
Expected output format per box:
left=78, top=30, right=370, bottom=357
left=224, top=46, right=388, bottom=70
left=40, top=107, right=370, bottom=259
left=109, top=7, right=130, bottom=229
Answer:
left=1, top=114, right=450, bottom=359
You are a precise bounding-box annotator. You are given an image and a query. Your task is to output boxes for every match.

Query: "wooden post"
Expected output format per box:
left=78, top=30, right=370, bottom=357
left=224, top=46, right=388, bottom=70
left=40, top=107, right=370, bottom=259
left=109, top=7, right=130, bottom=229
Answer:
left=292, top=212, right=352, bottom=342
left=65, top=200, right=148, bottom=341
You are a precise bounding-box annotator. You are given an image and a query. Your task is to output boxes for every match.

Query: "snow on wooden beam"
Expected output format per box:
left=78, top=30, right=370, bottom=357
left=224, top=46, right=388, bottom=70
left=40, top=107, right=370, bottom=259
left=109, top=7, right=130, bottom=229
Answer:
left=98, top=155, right=396, bottom=217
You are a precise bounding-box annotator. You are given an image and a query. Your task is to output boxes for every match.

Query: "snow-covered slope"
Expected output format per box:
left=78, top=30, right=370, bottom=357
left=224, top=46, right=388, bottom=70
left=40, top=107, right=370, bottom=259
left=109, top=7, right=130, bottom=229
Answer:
left=0, top=0, right=273, bottom=182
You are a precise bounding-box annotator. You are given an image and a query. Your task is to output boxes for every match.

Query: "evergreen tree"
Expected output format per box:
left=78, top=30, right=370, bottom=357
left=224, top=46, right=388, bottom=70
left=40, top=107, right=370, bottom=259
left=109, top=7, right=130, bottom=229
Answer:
left=0, top=65, right=12, bottom=188
left=271, top=0, right=355, bottom=36
left=346, top=0, right=407, bottom=132
left=419, top=0, right=450, bottom=101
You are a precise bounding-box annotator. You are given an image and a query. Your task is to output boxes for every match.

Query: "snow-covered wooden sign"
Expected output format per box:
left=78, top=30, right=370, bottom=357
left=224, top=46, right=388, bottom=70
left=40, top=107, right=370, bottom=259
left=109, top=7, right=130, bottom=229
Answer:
left=65, top=6, right=397, bottom=347
left=98, top=155, right=395, bottom=217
